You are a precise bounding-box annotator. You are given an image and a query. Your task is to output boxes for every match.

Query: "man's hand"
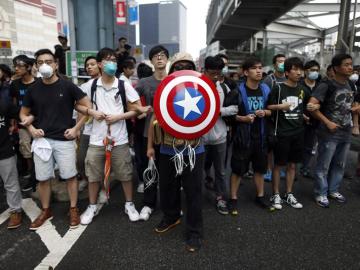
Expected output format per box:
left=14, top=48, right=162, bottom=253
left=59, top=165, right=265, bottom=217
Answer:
left=255, top=110, right=266, bottom=118
left=279, top=102, right=291, bottom=111
left=236, top=114, right=255, bottom=124
left=105, top=114, right=121, bottom=125
left=326, top=121, right=340, bottom=132
left=307, top=103, right=320, bottom=112
left=147, top=147, right=155, bottom=160
left=352, top=126, right=360, bottom=136
left=64, top=127, right=78, bottom=140
left=139, top=105, right=152, bottom=114
left=303, top=114, right=310, bottom=125
left=29, top=126, right=44, bottom=138
left=20, top=115, right=35, bottom=126
left=89, top=109, right=106, bottom=121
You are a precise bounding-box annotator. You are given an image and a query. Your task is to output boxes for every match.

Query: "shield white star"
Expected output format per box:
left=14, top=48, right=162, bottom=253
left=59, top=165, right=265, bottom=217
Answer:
left=174, top=89, right=202, bottom=119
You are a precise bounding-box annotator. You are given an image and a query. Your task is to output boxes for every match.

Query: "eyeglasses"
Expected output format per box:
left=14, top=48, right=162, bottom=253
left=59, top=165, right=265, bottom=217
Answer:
left=173, top=64, right=194, bottom=71
left=102, top=58, right=117, bottom=64
left=37, top=60, right=54, bottom=65
left=152, top=53, right=167, bottom=60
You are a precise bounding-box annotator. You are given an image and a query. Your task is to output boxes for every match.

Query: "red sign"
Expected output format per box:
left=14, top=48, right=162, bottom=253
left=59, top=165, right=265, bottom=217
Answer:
left=154, top=70, right=220, bottom=140
left=116, top=0, right=126, bottom=25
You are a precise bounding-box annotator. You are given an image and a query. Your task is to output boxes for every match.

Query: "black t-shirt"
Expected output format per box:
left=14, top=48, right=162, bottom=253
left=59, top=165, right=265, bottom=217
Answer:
left=22, top=78, right=86, bottom=140
left=312, top=79, right=359, bottom=142
left=10, top=78, right=38, bottom=107
left=244, top=85, right=264, bottom=139
left=268, top=83, right=310, bottom=136
left=10, top=78, right=38, bottom=129
left=0, top=100, right=18, bottom=159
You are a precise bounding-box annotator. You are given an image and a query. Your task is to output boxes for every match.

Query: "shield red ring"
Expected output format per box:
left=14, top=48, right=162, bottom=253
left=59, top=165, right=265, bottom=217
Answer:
left=153, top=70, right=220, bottom=140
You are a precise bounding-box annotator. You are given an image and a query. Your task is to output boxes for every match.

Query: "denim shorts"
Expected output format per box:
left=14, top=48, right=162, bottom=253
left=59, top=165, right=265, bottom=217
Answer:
left=33, top=138, right=77, bottom=181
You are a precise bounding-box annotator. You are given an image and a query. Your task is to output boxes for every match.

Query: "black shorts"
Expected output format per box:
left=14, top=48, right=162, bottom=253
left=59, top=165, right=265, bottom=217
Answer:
left=231, top=140, right=267, bottom=176
left=273, top=132, right=304, bottom=166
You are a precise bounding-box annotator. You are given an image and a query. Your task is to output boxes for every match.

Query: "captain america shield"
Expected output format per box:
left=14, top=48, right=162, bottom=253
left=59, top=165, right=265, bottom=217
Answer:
left=153, top=70, right=220, bottom=140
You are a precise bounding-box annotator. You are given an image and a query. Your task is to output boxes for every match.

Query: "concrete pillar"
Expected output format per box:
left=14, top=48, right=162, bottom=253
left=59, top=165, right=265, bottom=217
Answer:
left=336, top=0, right=351, bottom=53
left=319, top=37, right=325, bottom=69
left=263, top=30, right=268, bottom=49
left=69, top=0, right=114, bottom=51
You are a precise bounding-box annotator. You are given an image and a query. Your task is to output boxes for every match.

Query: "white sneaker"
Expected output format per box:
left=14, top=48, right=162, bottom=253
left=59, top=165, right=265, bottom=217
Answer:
left=137, top=183, right=144, bottom=193
left=78, top=179, right=88, bottom=192
left=125, top=202, right=140, bottom=222
left=80, top=205, right=98, bottom=225
left=270, top=194, right=283, bottom=210
left=139, top=206, right=153, bottom=221
left=315, top=195, right=329, bottom=208
left=285, top=193, right=303, bottom=209
left=97, top=190, right=108, bottom=204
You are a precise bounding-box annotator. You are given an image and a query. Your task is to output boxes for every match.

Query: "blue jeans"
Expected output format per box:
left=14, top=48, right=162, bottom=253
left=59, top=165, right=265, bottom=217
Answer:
left=314, top=140, right=350, bottom=196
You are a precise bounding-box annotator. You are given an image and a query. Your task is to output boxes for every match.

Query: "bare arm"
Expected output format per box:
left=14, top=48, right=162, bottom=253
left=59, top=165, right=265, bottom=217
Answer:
left=147, top=114, right=156, bottom=159
left=19, top=106, right=44, bottom=138
left=308, top=97, right=339, bottom=132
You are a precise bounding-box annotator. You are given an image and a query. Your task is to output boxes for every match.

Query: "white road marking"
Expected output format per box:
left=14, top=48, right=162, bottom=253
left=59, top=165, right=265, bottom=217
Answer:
left=0, top=198, right=105, bottom=269
left=34, top=203, right=104, bottom=269
left=0, top=208, right=10, bottom=225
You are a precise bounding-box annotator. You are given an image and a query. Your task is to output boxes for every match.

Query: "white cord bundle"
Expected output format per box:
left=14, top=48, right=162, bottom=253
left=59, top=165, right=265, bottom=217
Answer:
left=170, top=140, right=199, bottom=176
left=171, top=142, right=186, bottom=176
left=143, top=158, right=159, bottom=190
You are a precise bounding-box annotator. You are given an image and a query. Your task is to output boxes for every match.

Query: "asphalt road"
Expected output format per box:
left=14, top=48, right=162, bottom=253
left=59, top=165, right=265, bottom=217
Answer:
left=1, top=151, right=360, bottom=270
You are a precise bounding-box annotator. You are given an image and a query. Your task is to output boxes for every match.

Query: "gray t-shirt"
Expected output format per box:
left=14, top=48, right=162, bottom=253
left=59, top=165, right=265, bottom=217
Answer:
left=136, top=75, right=162, bottom=137
left=312, top=80, right=355, bottom=141
left=263, top=73, right=287, bottom=90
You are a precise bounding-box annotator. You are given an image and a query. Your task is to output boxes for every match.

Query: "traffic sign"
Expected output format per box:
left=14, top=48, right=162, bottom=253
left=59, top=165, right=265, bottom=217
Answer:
left=65, top=51, right=97, bottom=78
left=0, top=40, right=12, bottom=56
left=153, top=70, right=220, bottom=140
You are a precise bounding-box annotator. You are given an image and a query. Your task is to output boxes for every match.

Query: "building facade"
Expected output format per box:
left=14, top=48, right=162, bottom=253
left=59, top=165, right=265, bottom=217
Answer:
left=0, top=0, right=58, bottom=60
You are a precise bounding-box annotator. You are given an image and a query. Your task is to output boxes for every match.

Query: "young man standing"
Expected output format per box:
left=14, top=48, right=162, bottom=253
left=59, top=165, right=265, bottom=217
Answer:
left=263, top=54, right=287, bottom=181
left=147, top=52, right=204, bottom=252
left=267, top=57, right=310, bottom=210
left=263, top=54, right=287, bottom=89
left=300, top=60, right=321, bottom=178
left=80, top=48, right=143, bottom=224
left=20, top=49, right=92, bottom=230
left=135, top=45, right=169, bottom=221
left=119, top=57, right=136, bottom=86
left=10, top=55, right=37, bottom=191
left=0, top=98, right=23, bottom=229
left=309, top=54, right=360, bottom=207
left=203, top=56, right=238, bottom=215
left=228, top=57, right=272, bottom=215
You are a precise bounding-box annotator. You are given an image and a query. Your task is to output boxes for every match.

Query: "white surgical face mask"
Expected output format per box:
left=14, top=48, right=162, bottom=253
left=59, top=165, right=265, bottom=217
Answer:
left=308, top=71, right=319, bottom=81
left=38, top=64, right=53, bottom=79
left=350, top=73, right=359, bottom=83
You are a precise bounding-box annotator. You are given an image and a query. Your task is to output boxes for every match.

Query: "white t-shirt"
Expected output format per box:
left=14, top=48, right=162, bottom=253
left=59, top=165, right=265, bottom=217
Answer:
left=119, top=74, right=132, bottom=85
left=82, top=77, right=140, bottom=146
left=80, top=79, right=95, bottom=136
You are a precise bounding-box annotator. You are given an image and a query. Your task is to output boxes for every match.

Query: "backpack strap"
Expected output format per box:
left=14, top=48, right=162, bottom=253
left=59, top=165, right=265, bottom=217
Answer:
left=115, top=79, right=127, bottom=112
left=90, top=78, right=98, bottom=109
left=238, top=82, right=250, bottom=115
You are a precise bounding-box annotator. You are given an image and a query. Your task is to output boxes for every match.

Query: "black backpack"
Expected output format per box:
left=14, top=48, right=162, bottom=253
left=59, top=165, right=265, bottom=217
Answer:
left=90, top=78, right=133, bottom=134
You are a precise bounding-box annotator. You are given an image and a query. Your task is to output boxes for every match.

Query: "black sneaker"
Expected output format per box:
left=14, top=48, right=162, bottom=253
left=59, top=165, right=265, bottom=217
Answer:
left=21, top=179, right=36, bottom=192
left=228, top=199, right=238, bottom=216
left=186, top=237, right=201, bottom=252
left=204, top=176, right=215, bottom=190
left=154, top=218, right=181, bottom=233
left=255, top=196, right=271, bottom=209
left=216, top=199, right=228, bottom=215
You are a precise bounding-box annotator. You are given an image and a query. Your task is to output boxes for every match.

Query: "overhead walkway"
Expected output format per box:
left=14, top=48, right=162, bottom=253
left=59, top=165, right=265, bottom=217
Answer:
left=206, top=0, right=360, bottom=66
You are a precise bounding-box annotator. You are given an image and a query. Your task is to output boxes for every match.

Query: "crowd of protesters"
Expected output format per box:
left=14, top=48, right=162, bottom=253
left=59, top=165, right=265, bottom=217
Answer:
left=1, top=34, right=360, bottom=252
